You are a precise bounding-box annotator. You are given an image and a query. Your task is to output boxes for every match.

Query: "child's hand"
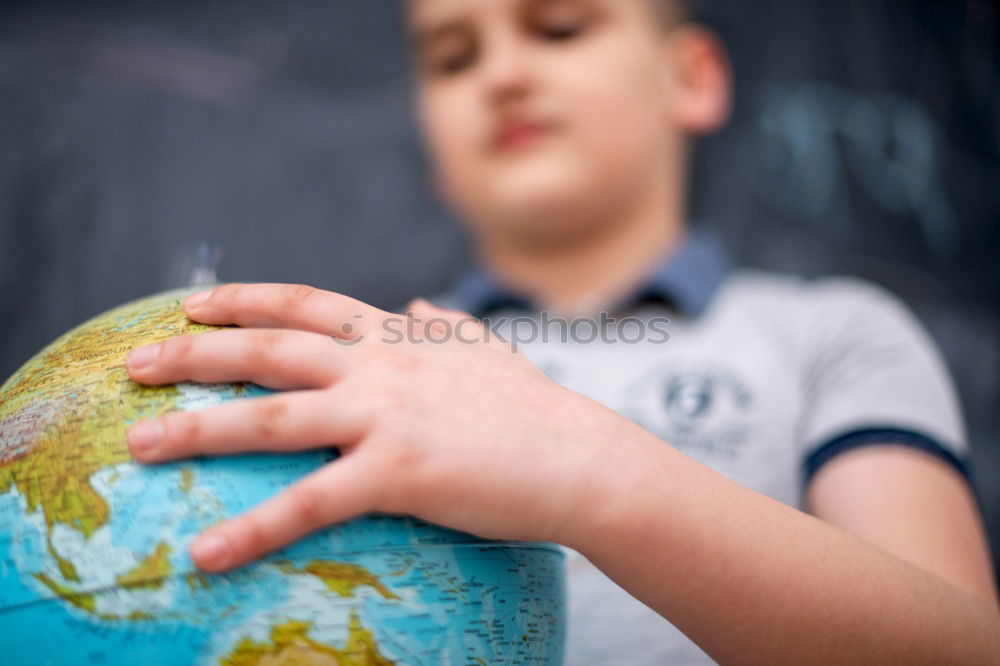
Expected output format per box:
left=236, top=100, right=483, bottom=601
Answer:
left=125, top=283, right=630, bottom=572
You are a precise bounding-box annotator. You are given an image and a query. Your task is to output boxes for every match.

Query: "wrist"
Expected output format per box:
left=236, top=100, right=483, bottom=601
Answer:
left=554, top=406, right=674, bottom=554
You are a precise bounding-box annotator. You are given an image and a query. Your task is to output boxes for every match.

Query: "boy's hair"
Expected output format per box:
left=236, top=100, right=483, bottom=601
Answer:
left=646, top=0, right=689, bottom=30
left=402, top=1, right=688, bottom=32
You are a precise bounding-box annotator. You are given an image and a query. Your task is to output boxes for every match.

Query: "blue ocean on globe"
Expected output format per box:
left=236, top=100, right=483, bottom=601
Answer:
left=0, top=289, right=566, bottom=665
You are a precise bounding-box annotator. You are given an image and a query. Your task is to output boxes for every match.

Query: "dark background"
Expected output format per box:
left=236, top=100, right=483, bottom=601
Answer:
left=1, top=1, right=998, bottom=577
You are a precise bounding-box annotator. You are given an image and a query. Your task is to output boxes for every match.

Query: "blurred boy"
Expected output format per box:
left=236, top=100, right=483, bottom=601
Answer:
left=125, top=0, right=999, bottom=662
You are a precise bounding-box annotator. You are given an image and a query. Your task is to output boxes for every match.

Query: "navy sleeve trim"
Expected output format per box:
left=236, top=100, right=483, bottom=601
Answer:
left=803, top=427, right=976, bottom=491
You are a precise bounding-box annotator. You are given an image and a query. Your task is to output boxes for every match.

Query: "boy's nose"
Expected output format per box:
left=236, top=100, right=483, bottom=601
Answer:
left=479, top=31, right=534, bottom=103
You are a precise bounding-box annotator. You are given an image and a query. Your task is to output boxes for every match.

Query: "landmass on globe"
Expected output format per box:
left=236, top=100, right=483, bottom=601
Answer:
left=0, top=289, right=566, bottom=664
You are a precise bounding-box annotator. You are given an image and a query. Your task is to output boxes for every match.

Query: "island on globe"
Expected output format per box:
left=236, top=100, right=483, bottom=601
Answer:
left=0, top=288, right=566, bottom=665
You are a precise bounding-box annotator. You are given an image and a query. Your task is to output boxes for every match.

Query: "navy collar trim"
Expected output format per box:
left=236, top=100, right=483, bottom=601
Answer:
left=450, top=230, right=730, bottom=319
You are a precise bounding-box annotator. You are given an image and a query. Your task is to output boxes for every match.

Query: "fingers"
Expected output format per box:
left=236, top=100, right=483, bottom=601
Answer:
left=127, top=328, right=347, bottom=389
left=189, top=452, right=380, bottom=572
left=127, top=389, right=370, bottom=462
left=184, top=283, right=388, bottom=341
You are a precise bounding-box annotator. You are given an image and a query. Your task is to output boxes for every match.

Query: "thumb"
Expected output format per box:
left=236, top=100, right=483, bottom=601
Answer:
left=405, top=298, right=509, bottom=349
left=406, top=298, right=470, bottom=321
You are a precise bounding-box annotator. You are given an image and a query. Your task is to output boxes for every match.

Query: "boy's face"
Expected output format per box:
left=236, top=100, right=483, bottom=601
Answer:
left=406, top=0, right=705, bottom=250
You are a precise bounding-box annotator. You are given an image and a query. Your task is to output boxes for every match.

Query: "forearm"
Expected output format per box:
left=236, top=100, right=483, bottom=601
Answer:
left=562, top=423, right=1000, bottom=664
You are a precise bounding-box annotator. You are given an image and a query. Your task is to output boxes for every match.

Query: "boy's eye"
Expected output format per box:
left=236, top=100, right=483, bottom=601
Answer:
left=438, top=50, right=476, bottom=75
left=537, top=20, right=586, bottom=41
left=431, top=48, right=476, bottom=74
left=529, top=0, right=595, bottom=42
left=424, top=33, right=478, bottom=77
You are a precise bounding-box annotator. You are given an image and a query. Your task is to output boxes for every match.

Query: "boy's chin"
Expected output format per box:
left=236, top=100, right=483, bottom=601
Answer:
left=484, top=167, right=601, bottom=218
left=455, top=160, right=628, bottom=248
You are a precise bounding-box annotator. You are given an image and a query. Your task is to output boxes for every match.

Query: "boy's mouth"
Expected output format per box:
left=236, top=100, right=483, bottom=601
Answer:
left=492, top=117, right=555, bottom=153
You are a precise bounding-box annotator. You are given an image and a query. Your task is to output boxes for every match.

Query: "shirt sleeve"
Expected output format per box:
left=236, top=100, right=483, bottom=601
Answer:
left=797, top=277, right=973, bottom=491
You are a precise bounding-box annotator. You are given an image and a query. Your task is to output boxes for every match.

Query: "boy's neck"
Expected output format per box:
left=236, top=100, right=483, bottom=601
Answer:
left=474, top=178, right=685, bottom=317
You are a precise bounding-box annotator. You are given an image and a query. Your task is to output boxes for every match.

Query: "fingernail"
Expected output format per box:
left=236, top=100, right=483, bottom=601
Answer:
left=128, top=419, right=164, bottom=453
left=127, top=344, right=160, bottom=370
left=192, top=533, right=230, bottom=569
left=185, top=290, right=213, bottom=309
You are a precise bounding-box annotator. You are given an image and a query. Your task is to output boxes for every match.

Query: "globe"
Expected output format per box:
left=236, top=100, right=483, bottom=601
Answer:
left=0, top=288, right=566, bottom=665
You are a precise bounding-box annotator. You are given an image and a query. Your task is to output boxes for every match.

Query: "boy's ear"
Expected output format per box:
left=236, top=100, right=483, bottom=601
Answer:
left=662, top=25, right=732, bottom=135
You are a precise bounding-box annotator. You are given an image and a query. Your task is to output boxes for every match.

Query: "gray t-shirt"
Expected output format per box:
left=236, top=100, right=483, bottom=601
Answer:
left=433, top=246, right=970, bottom=664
